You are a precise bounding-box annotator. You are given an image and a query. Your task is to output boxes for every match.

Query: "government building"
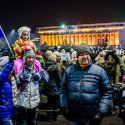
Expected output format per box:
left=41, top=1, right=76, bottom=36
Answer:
left=36, top=22, right=125, bottom=48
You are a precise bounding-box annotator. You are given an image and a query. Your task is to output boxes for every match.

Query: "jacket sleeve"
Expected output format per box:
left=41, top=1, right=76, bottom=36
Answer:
left=60, top=71, right=68, bottom=108
left=115, top=64, right=122, bottom=84
left=97, top=69, right=113, bottom=114
left=0, top=62, right=14, bottom=83
left=13, top=40, right=23, bottom=56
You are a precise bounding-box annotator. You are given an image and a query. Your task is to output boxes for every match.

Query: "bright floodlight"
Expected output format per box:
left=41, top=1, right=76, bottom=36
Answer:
left=61, top=24, right=66, bottom=29
left=12, top=29, right=15, bottom=32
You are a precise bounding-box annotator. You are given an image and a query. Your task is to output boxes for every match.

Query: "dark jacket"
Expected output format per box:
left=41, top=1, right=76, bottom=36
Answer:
left=60, top=63, right=112, bottom=115
left=0, top=62, right=15, bottom=119
left=46, top=61, right=61, bottom=96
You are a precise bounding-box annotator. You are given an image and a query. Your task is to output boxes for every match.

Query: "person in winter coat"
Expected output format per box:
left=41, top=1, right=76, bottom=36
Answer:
left=15, top=49, right=49, bottom=125
left=60, top=44, right=112, bottom=125
left=12, top=26, right=42, bottom=75
left=67, top=51, right=77, bottom=68
left=98, top=51, right=122, bottom=84
left=44, top=50, right=62, bottom=122
left=0, top=55, right=15, bottom=125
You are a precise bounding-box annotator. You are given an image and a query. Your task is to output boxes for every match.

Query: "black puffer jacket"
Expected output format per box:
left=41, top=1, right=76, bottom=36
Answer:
left=60, top=63, right=112, bottom=115
left=46, top=61, right=61, bottom=96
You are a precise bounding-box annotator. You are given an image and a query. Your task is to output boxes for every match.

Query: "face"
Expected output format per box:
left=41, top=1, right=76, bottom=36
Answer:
left=25, top=56, right=35, bottom=66
left=108, top=55, right=116, bottom=64
left=71, top=54, right=77, bottom=64
left=56, top=55, right=61, bottom=62
left=21, top=31, right=29, bottom=41
left=77, top=52, right=91, bottom=65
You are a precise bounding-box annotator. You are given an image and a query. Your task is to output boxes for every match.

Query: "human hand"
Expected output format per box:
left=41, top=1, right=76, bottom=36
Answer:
left=93, top=112, right=104, bottom=124
left=62, top=107, right=72, bottom=121
left=25, top=45, right=32, bottom=50
left=19, top=73, right=32, bottom=82
left=21, top=46, right=26, bottom=51
left=32, top=73, right=41, bottom=81
left=28, top=42, right=34, bottom=48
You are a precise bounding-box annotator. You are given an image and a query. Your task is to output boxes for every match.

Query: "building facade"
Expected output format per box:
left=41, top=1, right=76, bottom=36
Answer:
left=36, top=22, right=125, bottom=48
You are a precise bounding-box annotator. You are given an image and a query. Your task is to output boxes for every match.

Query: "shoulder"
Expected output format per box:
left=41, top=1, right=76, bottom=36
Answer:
left=47, top=64, right=57, bottom=71
left=91, top=63, right=104, bottom=70
left=13, top=39, right=20, bottom=46
left=89, top=64, right=106, bottom=75
left=65, top=64, right=76, bottom=74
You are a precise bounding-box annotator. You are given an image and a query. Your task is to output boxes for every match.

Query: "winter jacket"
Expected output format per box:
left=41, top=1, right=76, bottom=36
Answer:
left=46, top=64, right=61, bottom=96
left=0, top=62, right=15, bottom=119
left=13, top=39, right=36, bottom=58
left=99, top=62, right=122, bottom=84
left=60, top=63, right=112, bottom=115
left=16, top=66, right=49, bottom=109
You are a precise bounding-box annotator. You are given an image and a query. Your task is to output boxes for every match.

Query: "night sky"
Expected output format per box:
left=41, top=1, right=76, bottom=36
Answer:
left=0, top=0, right=125, bottom=34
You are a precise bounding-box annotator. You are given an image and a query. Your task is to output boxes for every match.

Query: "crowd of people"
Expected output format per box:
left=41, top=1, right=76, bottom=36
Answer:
left=0, top=26, right=125, bottom=125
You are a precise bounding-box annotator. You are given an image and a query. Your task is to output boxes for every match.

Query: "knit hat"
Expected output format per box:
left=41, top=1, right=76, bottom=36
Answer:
left=18, top=26, right=31, bottom=38
left=76, top=44, right=91, bottom=57
left=23, top=49, right=35, bottom=62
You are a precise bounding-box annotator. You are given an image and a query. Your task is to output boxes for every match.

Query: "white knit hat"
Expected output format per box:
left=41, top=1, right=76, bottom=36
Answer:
left=18, top=26, right=31, bottom=38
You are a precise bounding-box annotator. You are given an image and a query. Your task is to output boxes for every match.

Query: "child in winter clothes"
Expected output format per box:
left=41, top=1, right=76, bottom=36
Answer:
left=12, top=26, right=42, bottom=75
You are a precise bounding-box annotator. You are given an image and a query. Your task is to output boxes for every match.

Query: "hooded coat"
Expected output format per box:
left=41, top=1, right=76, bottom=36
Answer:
left=0, top=62, right=15, bottom=118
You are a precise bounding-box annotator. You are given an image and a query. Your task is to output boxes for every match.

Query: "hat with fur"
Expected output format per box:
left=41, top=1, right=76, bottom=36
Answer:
left=76, top=44, right=91, bottom=57
left=18, top=26, right=31, bottom=38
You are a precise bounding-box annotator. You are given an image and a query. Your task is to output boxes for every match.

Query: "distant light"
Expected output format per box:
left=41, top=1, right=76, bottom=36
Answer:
left=61, top=24, right=66, bottom=29
left=12, top=29, right=15, bottom=32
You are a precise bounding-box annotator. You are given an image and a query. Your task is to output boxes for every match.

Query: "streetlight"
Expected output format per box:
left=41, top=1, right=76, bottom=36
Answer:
left=61, top=24, right=71, bottom=45
left=61, top=24, right=66, bottom=29
left=60, top=24, right=78, bottom=46
left=7, top=29, right=18, bottom=45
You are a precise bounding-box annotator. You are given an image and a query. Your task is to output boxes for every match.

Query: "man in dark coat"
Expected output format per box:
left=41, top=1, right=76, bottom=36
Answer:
left=60, top=44, right=112, bottom=125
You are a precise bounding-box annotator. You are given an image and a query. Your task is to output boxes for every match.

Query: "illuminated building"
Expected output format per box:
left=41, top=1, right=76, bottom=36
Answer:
left=36, top=22, right=125, bottom=48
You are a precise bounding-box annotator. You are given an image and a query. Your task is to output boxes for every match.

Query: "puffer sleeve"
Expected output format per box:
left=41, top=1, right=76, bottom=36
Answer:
left=97, top=69, right=113, bottom=114
left=0, top=62, right=14, bottom=83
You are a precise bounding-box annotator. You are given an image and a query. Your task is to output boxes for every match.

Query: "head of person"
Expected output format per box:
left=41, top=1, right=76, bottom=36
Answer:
left=105, top=52, right=119, bottom=65
left=71, top=51, right=77, bottom=64
left=46, top=50, right=56, bottom=61
left=23, top=49, right=36, bottom=67
left=60, top=48, right=66, bottom=53
left=53, top=51, right=61, bottom=62
left=18, top=26, right=31, bottom=41
left=95, top=50, right=106, bottom=64
left=76, top=44, right=91, bottom=68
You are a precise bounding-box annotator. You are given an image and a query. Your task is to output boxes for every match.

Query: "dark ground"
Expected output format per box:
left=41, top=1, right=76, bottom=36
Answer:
left=36, top=110, right=125, bottom=125
left=36, top=95, right=125, bottom=125
left=13, top=95, right=125, bottom=125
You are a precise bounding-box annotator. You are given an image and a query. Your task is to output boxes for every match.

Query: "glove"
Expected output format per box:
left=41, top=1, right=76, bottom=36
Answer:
left=19, top=73, right=32, bottom=82
left=93, top=112, right=104, bottom=124
left=62, top=107, right=72, bottom=121
left=32, top=73, right=41, bottom=81
left=28, top=42, right=34, bottom=48
left=25, top=45, right=32, bottom=50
